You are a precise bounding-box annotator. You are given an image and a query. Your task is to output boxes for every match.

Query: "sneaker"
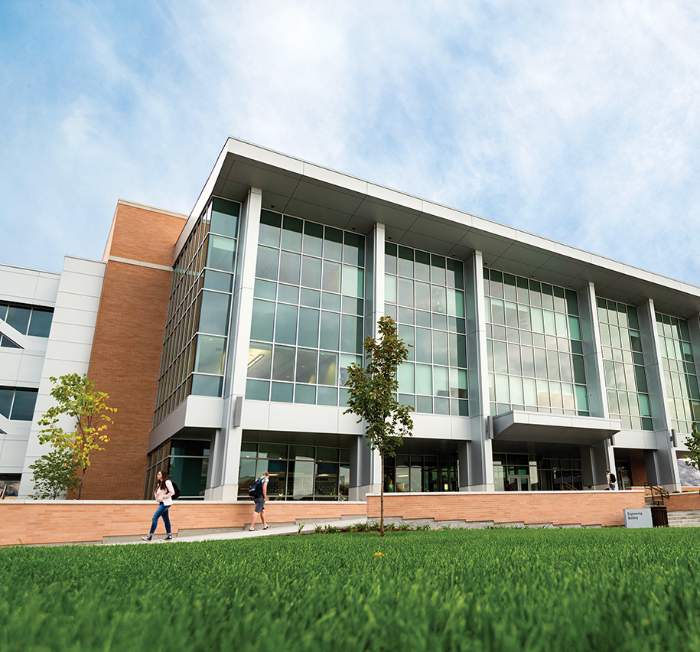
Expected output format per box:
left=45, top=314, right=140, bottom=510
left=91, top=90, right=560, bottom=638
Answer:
left=141, top=535, right=153, bottom=541
left=263, top=525, right=270, bottom=530
left=248, top=527, right=255, bottom=531
left=165, top=534, right=173, bottom=541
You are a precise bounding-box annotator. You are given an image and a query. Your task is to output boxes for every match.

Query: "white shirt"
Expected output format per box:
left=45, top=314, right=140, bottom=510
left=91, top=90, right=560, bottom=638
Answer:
left=155, top=479, right=175, bottom=506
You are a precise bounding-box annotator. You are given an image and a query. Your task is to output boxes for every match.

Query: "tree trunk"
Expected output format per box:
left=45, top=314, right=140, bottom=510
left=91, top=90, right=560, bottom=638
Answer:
left=379, top=452, right=384, bottom=537
left=77, top=467, right=86, bottom=500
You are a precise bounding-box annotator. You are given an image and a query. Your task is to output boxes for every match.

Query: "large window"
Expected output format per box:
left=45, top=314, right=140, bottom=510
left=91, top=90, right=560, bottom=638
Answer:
left=245, top=211, right=365, bottom=406
left=238, top=440, right=350, bottom=501
left=0, top=387, right=38, bottom=421
left=656, top=312, right=700, bottom=435
left=0, top=301, right=53, bottom=341
left=384, top=453, right=458, bottom=492
left=384, top=243, right=468, bottom=416
left=0, top=474, right=21, bottom=498
left=598, top=298, right=653, bottom=430
left=154, top=198, right=240, bottom=425
left=144, top=440, right=210, bottom=500
left=485, top=269, right=589, bottom=417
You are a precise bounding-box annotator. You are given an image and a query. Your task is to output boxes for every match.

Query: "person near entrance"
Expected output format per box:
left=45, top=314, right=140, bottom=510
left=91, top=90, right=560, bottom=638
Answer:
left=142, top=470, right=175, bottom=541
left=607, top=471, right=617, bottom=491
left=249, top=471, right=270, bottom=532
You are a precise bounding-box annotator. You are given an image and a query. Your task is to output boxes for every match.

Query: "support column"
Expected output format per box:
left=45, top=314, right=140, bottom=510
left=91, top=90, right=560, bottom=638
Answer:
left=350, top=222, right=385, bottom=498
left=578, top=282, right=616, bottom=487
left=206, top=187, right=262, bottom=500
left=464, top=250, right=493, bottom=491
left=638, top=298, right=681, bottom=491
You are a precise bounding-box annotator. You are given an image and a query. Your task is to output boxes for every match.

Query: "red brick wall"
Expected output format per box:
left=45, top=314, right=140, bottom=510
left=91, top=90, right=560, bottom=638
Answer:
left=0, top=502, right=367, bottom=546
left=666, top=492, right=700, bottom=511
left=367, top=491, right=645, bottom=526
left=82, top=202, right=185, bottom=499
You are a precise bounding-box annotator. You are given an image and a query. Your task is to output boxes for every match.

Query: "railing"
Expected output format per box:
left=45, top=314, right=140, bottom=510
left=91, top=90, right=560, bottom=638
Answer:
left=644, top=483, right=669, bottom=506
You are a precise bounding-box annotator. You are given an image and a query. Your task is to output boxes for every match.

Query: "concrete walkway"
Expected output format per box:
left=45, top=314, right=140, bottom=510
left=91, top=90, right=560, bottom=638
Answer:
left=107, top=517, right=368, bottom=545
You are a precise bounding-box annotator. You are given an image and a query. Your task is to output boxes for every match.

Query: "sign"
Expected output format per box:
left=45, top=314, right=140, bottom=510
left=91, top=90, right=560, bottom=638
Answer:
left=624, top=507, right=653, bottom=528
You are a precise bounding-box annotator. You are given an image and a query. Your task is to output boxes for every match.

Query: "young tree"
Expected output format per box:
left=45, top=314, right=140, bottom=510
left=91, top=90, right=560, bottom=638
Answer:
left=345, top=316, right=413, bottom=536
left=37, top=374, right=116, bottom=499
left=684, top=425, right=700, bottom=474
left=29, top=448, right=79, bottom=499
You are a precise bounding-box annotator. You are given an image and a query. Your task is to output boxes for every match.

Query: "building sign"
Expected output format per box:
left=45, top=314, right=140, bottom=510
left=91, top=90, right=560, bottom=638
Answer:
left=624, top=507, right=653, bottom=528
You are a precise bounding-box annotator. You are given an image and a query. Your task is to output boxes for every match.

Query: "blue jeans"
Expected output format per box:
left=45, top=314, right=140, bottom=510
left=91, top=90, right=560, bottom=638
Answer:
left=149, top=503, right=171, bottom=535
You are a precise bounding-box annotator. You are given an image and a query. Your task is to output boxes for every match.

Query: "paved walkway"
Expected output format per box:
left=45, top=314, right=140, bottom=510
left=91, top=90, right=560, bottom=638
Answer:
left=108, top=517, right=368, bottom=545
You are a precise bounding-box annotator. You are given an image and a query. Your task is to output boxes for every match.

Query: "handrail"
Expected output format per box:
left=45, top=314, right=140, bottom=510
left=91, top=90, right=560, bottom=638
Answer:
left=644, top=483, right=669, bottom=506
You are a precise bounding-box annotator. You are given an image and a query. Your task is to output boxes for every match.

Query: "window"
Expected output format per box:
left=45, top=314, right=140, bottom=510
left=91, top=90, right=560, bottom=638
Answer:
left=154, top=197, right=240, bottom=425
left=246, top=210, right=365, bottom=405
left=385, top=243, right=468, bottom=416
left=0, top=302, right=53, bottom=338
left=0, top=387, right=38, bottom=421
left=485, top=268, right=588, bottom=417
left=238, top=440, right=350, bottom=501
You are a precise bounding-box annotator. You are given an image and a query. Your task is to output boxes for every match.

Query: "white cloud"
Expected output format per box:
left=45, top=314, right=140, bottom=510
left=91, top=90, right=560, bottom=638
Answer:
left=1, top=0, right=700, bottom=286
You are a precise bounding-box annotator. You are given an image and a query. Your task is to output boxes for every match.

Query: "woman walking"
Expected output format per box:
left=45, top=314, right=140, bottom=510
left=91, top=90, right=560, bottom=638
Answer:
left=143, top=470, right=175, bottom=541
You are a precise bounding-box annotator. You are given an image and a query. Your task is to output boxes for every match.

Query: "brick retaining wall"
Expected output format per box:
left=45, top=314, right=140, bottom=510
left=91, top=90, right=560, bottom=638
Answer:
left=366, top=491, right=645, bottom=527
left=666, top=492, right=700, bottom=512
left=0, top=501, right=367, bottom=546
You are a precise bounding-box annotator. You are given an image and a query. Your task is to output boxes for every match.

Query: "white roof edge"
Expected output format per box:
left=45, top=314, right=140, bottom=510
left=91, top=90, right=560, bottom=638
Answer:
left=0, top=262, right=61, bottom=277
left=182, top=136, right=700, bottom=298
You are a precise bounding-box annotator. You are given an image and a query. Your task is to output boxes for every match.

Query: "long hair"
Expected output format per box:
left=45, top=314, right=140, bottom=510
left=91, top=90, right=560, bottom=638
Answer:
left=156, top=470, right=169, bottom=492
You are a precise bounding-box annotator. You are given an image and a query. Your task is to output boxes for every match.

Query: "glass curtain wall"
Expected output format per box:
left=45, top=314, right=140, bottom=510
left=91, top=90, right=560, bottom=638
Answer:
left=237, top=440, right=350, bottom=500
left=384, top=453, right=458, bottom=492
left=245, top=210, right=365, bottom=406
left=154, top=198, right=240, bottom=425
left=597, top=298, right=653, bottom=430
left=384, top=244, right=468, bottom=416
left=484, top=269, right=589, bottom=416
left=655, top=312, right=700, bottom=434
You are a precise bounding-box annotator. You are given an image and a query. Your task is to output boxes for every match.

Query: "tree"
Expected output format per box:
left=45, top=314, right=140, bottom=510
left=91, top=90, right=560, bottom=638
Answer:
left=344, top=316, right=413, bottom=536
left=684, top=424, right=700, bottom=474
left=29, top=448, right=79, bottom=499
left=36, top=374, right=116, bottom=499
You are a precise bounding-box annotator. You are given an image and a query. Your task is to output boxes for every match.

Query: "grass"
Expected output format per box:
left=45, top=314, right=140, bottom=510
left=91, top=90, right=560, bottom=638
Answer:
left=2, top=528, right=700, bottom=651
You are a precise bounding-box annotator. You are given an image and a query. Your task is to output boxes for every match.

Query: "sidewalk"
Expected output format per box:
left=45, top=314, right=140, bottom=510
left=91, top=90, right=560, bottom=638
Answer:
left=108, top=517, right=368, bottom=545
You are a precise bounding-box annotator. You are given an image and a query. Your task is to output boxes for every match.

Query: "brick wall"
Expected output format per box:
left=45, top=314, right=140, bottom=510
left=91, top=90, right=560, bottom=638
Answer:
left=367, top=491, right=645, bottom=526
left=666, top=492, right=700, bottom=511
left=82, top=201, right=185, bottom=499
left=0, top=501, right=367, bottom=546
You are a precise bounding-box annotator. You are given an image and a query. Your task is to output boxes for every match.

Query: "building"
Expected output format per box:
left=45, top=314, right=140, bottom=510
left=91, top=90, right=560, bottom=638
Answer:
left=4, top=138, right=700, bottom=502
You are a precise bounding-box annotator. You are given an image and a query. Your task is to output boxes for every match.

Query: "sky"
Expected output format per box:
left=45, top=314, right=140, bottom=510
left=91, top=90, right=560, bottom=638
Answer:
left=1, top=1, right=700, bottom=285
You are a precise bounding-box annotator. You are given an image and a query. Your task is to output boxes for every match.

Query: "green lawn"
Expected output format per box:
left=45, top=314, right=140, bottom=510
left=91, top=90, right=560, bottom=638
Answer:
left=2, top=528, right=700, bottom=651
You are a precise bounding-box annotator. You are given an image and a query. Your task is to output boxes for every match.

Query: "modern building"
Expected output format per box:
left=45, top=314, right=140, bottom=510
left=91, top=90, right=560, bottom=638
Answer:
left=4, top=138, right=700, bottom=501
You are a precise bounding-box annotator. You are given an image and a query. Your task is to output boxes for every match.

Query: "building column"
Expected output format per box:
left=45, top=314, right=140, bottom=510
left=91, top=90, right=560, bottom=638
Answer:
left=348, top=222, right=384, bottom=499
left=638, top=298, right=681, bottom=491
left=578, top=282, right=616, bottom=487
left=464, top=250, right=493, bottom=491
left=206, top=187, right=262, bottom=500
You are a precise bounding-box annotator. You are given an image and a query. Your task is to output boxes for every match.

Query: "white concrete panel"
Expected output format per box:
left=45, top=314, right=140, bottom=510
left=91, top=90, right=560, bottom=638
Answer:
left=268, top=403, right=338, bottom=432
left=16, top=353, right=46, bottom=383
left=0, top=351, right=22, bottom=382
left=57, top=270, right=104, bottom=298
left=183, top=396, right=224, bottom=428
left=53, top=291, right=101, bottom=313
left=44, top=341, right=94, bottom=363
left=241, top=400, right=270, bottom=429
left=613, top=430, right=658, bottom=450
left=44, top=322, right=98, bottom=345
left=0, top=438, right=30, bottom=471
left=33, top=276, right=61, bottom=303
left=51, top=308, right=99, bottom=329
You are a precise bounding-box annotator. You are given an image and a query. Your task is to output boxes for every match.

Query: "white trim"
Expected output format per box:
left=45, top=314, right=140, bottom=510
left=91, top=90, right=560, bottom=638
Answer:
left=107, top=256, right=172, bottom=272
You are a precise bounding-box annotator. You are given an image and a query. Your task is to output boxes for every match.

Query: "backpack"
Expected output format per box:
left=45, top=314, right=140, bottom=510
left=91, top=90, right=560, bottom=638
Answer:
left=248, top=478, right=263, bottom=499
left=170, top=481, right=181, bottom=500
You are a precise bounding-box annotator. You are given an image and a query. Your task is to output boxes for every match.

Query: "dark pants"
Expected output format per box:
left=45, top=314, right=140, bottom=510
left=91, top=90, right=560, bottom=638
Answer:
left=149, top=502, right=171, bottom=535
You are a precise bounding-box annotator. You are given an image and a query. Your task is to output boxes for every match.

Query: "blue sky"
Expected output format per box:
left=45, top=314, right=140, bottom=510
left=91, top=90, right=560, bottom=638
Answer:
left=2, top=1, right=700, bottom=285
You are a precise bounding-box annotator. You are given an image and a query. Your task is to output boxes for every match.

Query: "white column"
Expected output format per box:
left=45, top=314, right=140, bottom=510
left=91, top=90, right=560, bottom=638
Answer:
left=638, top=298, right=681, bottom=491
left=464, top=250, right=493, bottom=491
left=348, top=222, right=384, bottom=499
left=579, top=282, right=615, bottom=488
left=206, top=187, right=262, bottom=500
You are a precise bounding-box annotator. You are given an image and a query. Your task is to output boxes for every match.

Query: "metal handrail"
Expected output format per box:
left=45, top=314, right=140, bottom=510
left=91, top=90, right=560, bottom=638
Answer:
left=644, top=483, right=669, bottom=506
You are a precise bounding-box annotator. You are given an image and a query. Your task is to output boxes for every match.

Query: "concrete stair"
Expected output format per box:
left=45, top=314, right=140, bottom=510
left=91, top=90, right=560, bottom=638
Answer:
left=668, top=510, right=700, bottom=527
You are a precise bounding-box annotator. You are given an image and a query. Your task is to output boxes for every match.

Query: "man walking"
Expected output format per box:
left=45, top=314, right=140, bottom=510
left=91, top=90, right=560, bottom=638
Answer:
left=249, top=470, right=270, bottom=531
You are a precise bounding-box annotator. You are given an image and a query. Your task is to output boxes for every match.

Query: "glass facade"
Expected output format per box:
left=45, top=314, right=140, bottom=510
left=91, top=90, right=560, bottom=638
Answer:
left=384, top=452, right=458, bottom=492
left=154, top=198, right=241, bottom=425
left=0, top=387, right=38, bottom=421
left=656, top=311, right=700, bottom=434
left=238, top=440, right=350, bottom=500
left=0, top=474, right=21, bottom=498
left=597, top=298, right=653, bottom=430
left=144, top=440, right=210, bottom=499
left=493, top=448, right=583, bottom=491
left=0, top=301, right=53, bottom=345
left=485, top=269, right=589, bottom=417
left=245, top=210, right=365, bottom=406
left=384, top=243, right=468, bottom=416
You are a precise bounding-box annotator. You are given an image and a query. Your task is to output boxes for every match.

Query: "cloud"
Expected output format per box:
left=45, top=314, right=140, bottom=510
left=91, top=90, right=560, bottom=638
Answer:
left=1, top=0, right=699, bottom=288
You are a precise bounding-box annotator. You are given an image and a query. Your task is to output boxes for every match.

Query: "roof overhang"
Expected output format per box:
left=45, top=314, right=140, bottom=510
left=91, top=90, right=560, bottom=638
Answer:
left=176, top=137, right=700, bottom=315
left=493, top=410, right=621, bottom=445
